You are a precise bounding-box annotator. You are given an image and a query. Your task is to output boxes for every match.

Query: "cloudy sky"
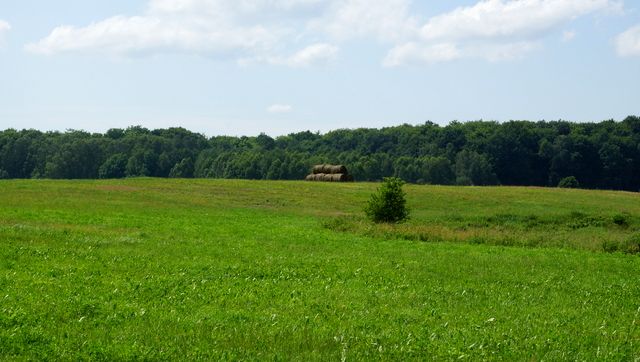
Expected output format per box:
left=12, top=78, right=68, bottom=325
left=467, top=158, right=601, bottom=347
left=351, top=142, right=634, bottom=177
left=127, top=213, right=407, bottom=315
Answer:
left=1, top=0, right=639, bottom=136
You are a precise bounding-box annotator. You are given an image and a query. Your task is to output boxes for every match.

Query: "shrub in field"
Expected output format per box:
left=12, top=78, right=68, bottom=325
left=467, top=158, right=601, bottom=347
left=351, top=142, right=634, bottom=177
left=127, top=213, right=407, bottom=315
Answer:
left=602, top=240, right=621, bottom=253
left=601, top=235, right=640, bottom=254
left=322, top=215, right=359, bottom=232
left=365, top=177, right=409, bottom=224
left=612, top=213, right=629, bottom=227
left=558, top=176, right=580, bottom=188
left=625, top=234, right=640, bottom=254
left=566, top=212, right=606, bottom=229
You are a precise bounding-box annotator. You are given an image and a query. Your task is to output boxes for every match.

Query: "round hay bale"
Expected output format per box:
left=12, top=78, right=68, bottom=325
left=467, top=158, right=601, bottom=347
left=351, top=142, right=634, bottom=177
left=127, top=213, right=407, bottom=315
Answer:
left=313, top=164, right=348, bottom=174
left=305, top=174, right=314, bottom=181
left=314, top=174, right=324, bottom=181
left=330, top=165, right=348, bottom=174
left=313, top=164, right=326, bottom=174
left=322, top=174, right=333, bottom=182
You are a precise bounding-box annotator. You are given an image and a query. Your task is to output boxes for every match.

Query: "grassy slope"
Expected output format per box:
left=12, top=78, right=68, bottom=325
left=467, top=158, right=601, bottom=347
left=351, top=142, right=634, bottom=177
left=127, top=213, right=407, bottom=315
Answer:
left=0, top=179, right=638, bottom=360
left=331, top=184, right=640, bottom=253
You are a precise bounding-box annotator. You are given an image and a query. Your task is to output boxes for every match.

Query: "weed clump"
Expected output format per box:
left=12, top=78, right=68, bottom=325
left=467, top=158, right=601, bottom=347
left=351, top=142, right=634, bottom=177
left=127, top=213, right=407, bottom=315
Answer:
left=602, top=240, right=621, bottom=253
left=601, top=235, right=640, bottom=254
left=365, top=177, right=409, bottom=224
left=624, top=234, right=640, bottom=254
left=612, top=213, right=629, bottom=227
left=566, top=212, right=606, bottom=229
left=322, top=215, right=358, bottom=232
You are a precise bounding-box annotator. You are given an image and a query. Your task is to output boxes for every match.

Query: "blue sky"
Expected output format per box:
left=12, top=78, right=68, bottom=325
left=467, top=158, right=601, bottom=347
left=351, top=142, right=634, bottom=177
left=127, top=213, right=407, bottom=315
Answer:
left=1, top=0, right=639, bottom=136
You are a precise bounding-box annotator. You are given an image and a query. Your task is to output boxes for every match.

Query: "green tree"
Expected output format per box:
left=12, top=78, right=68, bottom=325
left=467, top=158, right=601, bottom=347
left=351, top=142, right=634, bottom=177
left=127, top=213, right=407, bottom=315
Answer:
left=169, top=158, right=194, bottom=178
left=365, top=177, right=409, bottom=223
left=418, top=157, right=455, bottom=185
left=99, top=154, right=128, bottom=179
left=256, top=133, right=275, bottom=150
left=455, top=150, right=498, bottom=186
left=266, top=159, right=285, bottom=180
left=558, top=176, right=580, bottom=188
left=126, top=151, right=151, bottom=177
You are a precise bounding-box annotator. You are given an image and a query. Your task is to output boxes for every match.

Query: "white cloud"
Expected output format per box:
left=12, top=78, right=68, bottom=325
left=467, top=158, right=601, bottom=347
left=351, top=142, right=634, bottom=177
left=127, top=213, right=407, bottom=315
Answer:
left=288, top=43, right=337, bottom=65
left=615, top=25, right=640, bottom=57
left=25, top=0, right=326, bottom=59
left=26, top=0, right=410, bottom=61
left=384, top=40, right=539, bottom=66
left=239, top=43, right=338, bottom=67
left=274, top=43, right=338, bottom=67
left=149, top=0, right=323, bottom=14
left=385, top=0, right=618, bottom=66
left=311, top=0, right=417, bottom=42
left=420, top=0, right=614, bottom=41
left=0, top=20, right=10, bottom=45
left=267, top=104, right=293, bottom=113
left=25, top=4, right=284, bottom=56
left=25, top=0, right=622, bottom=66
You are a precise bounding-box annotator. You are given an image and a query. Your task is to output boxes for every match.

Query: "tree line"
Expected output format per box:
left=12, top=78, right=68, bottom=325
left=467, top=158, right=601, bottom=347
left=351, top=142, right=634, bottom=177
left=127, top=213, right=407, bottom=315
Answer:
left=1, top=116, right=639, bottom=191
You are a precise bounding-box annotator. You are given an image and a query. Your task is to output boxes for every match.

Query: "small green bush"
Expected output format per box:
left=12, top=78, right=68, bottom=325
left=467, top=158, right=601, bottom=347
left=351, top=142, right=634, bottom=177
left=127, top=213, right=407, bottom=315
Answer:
left=365, top=177, right=409, bottom=224
left=567, top=215, right=606, bottom=229
left=558, top=176, right=580, bottom=189
left=322, top=215, right=358, bottom=232
left=624, top=234, right=640, bottom=254
left=612, top=213, right=629, bottom=227
left=601, top=236, right=640, bottom=254
left=601, top=240, right=620, bottom=253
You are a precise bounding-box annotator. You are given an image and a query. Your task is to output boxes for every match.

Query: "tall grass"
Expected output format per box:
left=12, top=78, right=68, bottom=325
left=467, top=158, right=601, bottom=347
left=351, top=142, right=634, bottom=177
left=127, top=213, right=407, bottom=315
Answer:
left=0, top=179, right=638, bottom=360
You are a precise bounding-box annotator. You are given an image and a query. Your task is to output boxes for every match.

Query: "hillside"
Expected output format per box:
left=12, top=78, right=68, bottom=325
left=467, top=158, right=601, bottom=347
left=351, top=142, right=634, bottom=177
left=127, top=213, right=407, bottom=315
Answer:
left=1, top=179, right=638, bottom=359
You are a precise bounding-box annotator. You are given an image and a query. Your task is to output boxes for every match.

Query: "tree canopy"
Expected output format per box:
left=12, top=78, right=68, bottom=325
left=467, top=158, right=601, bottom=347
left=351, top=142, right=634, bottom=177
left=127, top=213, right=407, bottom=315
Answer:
left=1, top=117, right=639, bottom=191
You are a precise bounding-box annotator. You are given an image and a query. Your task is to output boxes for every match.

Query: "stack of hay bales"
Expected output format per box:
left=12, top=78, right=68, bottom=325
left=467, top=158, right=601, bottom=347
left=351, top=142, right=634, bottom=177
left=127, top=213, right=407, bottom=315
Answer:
left=305, top=164, right=354, bottom=182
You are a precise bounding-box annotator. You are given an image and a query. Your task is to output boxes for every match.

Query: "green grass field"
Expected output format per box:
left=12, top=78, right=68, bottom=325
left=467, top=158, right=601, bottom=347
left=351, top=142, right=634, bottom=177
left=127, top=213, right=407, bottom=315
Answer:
left=1, top=179, right=639, bottom=360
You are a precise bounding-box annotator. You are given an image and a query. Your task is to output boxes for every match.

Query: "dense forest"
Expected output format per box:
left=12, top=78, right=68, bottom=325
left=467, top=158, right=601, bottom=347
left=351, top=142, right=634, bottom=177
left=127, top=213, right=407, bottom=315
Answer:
left=1, top=116, right=639, bottom=191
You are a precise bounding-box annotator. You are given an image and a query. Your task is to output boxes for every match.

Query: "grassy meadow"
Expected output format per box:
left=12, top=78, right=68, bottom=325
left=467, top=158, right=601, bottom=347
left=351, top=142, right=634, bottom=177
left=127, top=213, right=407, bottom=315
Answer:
left=0, top=179, right=639, bottom=360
